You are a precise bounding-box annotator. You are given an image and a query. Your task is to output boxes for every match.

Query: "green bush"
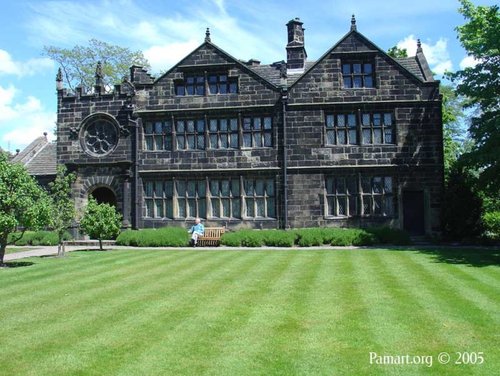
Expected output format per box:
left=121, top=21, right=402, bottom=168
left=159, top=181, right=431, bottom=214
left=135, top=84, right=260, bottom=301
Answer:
left=366, top=227, right=411, bottom=245
left=482, top=211, right=500, bottom=240
left=261, top=230, right=295, bottom=247
left=116, top=227, right=190, bottom=247
left=240, top=230, right=264, bottom=247
left=294, top=229, right=324, bottom=247
left=8, top=230, right=72, bottom=246
left=220, top=232, right=243, bottom=247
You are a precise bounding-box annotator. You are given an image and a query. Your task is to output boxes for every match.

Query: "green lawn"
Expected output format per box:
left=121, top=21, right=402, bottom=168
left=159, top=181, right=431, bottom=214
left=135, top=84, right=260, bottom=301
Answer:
left=0, top=248, right=498, bottom=375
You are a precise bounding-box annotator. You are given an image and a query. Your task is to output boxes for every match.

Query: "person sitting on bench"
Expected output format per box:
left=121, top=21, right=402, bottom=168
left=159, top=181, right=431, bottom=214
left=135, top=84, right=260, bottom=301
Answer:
left=188, top=217, right=205, bottom=247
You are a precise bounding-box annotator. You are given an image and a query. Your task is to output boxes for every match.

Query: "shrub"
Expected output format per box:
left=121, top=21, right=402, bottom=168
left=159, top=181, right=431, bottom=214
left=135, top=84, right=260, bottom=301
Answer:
left=294, top=229, right=324, bottom=247
left=116, top=227, right=190, bottom=247
left=366, top=227, right=411, bottom=245
left=220, top=232, right=243, bottom=247
left=7, top=230, right=72, bottom=246
left=261, top=230, right=295, bottom=247
left=482, top=211, right=500, bottom=240
left=221, top=230, right=268, bottom=247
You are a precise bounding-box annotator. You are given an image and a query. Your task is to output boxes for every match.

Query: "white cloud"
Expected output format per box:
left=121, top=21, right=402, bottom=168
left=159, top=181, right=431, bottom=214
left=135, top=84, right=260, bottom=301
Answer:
left=0, top=84, right=55, bottom=151
left=459, top=55, right=479, bottom=69
left=397, top=35, right=453, bottom=75
left=0, top=49, right=54, bottom=77
left=144, top=40, right=200, bottom=73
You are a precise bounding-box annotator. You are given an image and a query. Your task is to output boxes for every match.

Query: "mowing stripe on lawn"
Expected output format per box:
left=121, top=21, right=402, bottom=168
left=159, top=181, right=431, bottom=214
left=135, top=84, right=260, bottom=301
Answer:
left=405, top=252, right=499, bottom=322
left=383, top=250, right=499, bottom=376
left=28, top=251, right=259, bottom=376
left=0, top=250, right=152, bottom=297
left=0, top=251, right=229, bottom=374
left=114, top=250, right=300, bottom=376
left=0, top=250, right=186, bottom=317
left=290, top=250, right=381, bottom=375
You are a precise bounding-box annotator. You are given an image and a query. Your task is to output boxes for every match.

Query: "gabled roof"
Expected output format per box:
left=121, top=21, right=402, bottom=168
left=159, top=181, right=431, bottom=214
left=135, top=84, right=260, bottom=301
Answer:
left=12, top=136, right=57, bottom=176
left=153, top=39, right=281, bottom=92
left=288, top=28, right=436, bottom=89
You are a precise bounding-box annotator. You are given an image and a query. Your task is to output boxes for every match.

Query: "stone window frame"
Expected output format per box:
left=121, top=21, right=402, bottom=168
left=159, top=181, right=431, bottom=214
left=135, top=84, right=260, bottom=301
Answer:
left=79, top=112, right=120, bottom=157
left=174, top=71, right=238, bottom=96
left=143, top=113, right=273, bottom=151
left=341, top=61, right=374, bottom=88
left=325, top=174, right=394, bottom=218
left=324, top=110, right=395, bottom=146
left=242, top=116, right=273, bottom=148
left=176, top=119, right=206, bottom=150
left=143, top=176, right=276, bottom=220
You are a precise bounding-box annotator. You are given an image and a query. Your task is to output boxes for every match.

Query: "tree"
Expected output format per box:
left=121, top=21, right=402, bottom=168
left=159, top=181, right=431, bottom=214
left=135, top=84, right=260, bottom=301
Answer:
left=44, top=39, right=151, bottom=92
left=440, top=84, right=467, bottom=180
left=0, top=153, right=51, bottom=265
left=80, top=198, right=122, bottom=251
left=448, top=0, right=499, bottom=195
left=48, top=165, right=76, bottom=257
left=387, top=46, right=408, bottom=58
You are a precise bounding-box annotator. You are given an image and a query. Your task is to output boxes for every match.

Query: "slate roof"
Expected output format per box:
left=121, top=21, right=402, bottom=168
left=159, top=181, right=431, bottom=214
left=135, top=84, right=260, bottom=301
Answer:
left=248, top=61, right=317, bottom=87
left=395, top=57, right=427, bottom=81
left=12, top=136, right=57, bottom=176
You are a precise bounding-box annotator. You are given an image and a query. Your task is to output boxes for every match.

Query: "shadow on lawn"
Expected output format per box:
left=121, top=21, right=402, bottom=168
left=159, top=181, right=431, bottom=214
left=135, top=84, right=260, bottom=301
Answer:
left=1, top=261, right=35, bottom=268
left=414, top=247, right=500, bottom=267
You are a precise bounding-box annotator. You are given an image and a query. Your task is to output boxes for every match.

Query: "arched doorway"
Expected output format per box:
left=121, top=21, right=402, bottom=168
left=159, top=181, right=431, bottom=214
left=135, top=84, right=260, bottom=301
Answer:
left=90, top=187, right=117, bottom=207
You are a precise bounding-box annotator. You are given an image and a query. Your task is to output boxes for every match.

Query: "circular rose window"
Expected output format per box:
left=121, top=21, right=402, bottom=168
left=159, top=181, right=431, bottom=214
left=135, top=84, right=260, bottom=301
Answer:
left=80, top=114, right=119, bottom=157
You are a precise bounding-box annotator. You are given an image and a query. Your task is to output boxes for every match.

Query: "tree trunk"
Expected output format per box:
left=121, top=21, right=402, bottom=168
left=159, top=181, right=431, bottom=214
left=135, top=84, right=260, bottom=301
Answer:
left=57, top=232, right=65, bottom=257
left=57, top=242, right=65, bottom=257
left=99, top=238, right=103, bottom=251
left=0, top=240, right=6, bottom=266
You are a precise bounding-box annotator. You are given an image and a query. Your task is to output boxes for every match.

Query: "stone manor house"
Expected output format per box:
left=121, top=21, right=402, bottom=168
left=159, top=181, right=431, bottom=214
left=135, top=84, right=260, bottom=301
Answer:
left=30, top=17, right=444, bottom=235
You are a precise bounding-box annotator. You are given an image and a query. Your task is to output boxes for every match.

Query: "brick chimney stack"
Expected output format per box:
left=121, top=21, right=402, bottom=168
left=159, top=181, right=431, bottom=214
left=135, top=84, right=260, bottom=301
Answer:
left=286, top=18, right=307, bottom=72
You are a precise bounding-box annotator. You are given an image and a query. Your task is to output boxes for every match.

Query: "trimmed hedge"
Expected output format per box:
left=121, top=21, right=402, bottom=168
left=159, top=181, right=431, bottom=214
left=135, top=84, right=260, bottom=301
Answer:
left=116, top=227, right=190, bottom=247
left=8, top=231, right=72, bottom=246
left=221, top=227, right=410, bottom=247
left=113, top=226, right=410, bottom=248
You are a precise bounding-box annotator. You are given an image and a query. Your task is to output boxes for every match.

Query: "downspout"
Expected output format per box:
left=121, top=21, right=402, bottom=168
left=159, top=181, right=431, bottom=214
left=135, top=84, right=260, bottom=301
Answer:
left=126, top=101, right=140, bottom=230
left=281, top=88, right=289, bottom=229
left=133, top=116, right=140, bottom=229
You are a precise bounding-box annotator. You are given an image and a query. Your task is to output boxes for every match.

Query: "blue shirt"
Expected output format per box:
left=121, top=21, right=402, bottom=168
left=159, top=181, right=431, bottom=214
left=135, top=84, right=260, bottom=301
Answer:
left=189, top=223, right=204, bottom=235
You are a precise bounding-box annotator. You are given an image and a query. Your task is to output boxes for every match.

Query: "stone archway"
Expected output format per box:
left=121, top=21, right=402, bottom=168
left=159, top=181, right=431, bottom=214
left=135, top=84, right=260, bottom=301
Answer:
left=90, top=186, right=117, bottom=207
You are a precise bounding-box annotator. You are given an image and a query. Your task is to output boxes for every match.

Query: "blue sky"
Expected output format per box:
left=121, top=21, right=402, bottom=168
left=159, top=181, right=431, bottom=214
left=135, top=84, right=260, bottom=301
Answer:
left=0, top=0, right=493, bottom=152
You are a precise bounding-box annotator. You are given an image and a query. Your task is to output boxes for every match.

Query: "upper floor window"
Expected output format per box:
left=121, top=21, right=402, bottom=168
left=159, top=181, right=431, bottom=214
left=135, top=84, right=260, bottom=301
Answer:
left=144, top=114, right=272, bottom=151
left=176, top=119, right=206, bottom=150
left=326, top=114, right=358, bottom=145
left=175, top=73, right=238, bottom=96
left=342, top=62, right=374, bottom=88
left=325, top=111, right=394, bottom=146
left=144, top=121, right=172, bottom=151
left=243, top=116, right=273, bottom=148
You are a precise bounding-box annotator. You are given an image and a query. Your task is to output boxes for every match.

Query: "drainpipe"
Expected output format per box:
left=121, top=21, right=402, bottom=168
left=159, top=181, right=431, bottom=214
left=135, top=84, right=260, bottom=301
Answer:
left=126, top=101, right=140, bottom=230
left=133, top=117, right=140, bottom=229
left=281, top=88, right=289, bottom=229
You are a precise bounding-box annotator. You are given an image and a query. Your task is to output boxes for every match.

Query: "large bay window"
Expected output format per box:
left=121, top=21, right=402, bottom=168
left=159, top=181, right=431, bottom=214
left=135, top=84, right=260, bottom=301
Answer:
left=144, top=177, right=276, bottom=220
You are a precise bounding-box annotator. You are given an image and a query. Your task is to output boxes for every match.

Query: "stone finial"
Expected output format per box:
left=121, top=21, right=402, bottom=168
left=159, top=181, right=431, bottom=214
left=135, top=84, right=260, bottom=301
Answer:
left=43, top=132, right=48, bottom=138
left=351, top=14, right=357, bottom=31
left=205, top=28, right=211, bottom=43
left=417, top=38, right=423, bottom=52
left=95, top=61, right=103, bottom=86
left=56, top=67, right=63, bottom=90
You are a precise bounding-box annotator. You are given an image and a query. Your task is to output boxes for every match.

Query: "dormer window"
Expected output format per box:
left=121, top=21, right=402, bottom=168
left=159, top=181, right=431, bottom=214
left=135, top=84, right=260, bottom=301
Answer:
left=342, top=62, right=374, bottom=88
left=175, top=72, right=238, bottom=96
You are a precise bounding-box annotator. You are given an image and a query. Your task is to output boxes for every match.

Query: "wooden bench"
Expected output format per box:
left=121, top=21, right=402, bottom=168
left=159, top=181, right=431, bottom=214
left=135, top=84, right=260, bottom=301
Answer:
left=197, top=227, right=225, bottom=247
